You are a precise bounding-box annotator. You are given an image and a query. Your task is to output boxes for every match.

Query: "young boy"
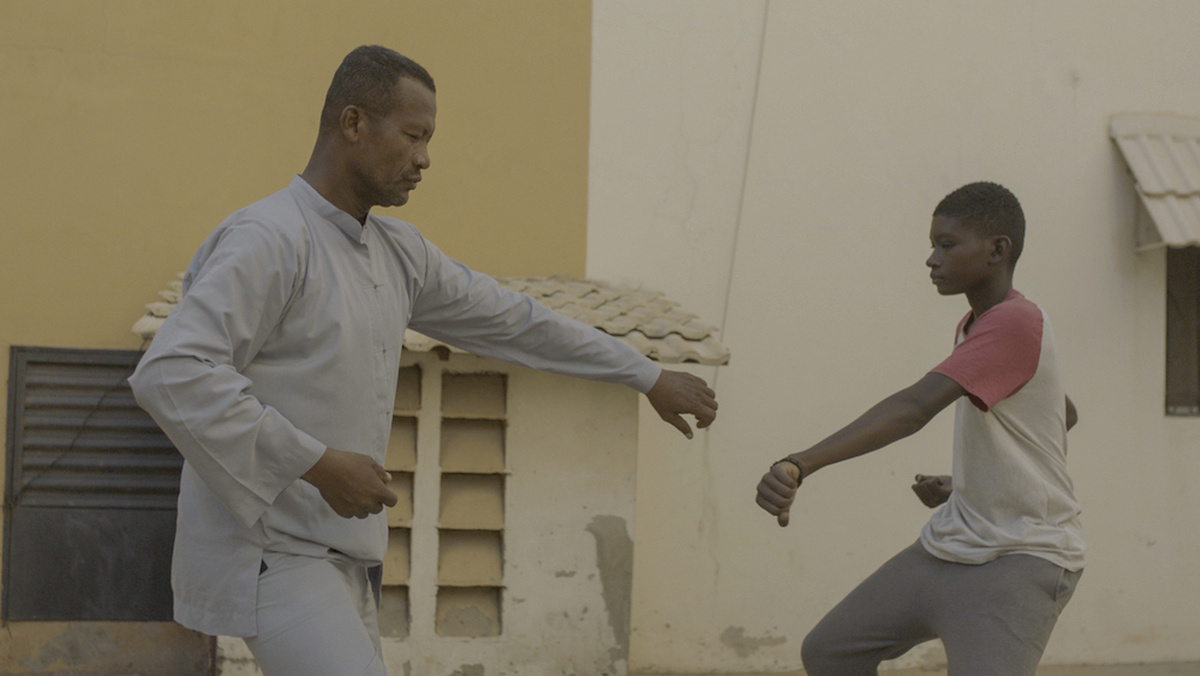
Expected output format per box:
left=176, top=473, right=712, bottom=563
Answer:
left=755, top=182, right=1084, bottom=675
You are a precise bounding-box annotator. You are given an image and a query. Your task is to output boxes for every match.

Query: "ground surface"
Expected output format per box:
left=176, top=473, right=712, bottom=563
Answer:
left=633, top=664, right=1200, bottom=676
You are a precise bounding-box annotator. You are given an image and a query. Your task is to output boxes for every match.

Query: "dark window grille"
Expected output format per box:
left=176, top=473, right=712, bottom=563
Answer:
left=1166, top=247, right=1200, bottom=416
left=4, top=346, right=181, bottom=621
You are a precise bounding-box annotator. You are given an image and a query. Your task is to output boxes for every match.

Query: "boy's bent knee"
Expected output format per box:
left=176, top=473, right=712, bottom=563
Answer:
left=800, top=634, right=833, bottom=674
left=800, top=626, right=827, bottom=665
left=802, top=628, right=870, bottom=676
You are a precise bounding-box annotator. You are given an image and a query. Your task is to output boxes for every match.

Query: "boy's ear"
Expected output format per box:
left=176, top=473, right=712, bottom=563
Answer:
left=988, top=235, right=1012, bottom=264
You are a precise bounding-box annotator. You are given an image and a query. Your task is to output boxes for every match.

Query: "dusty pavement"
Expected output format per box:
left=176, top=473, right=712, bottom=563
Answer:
left=889, top=664, right=1200, bottom=675
left=633, top=663, right=1200, bottom=676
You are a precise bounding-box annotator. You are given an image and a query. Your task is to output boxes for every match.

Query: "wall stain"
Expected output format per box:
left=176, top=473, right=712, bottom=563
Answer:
left=586, top=515, right=633, bottom=669
left=22, top=625, right=119, bottom=670
left=1124, top=631, right=1160, bottom=645
left=719, top=625, right=786, bottom=658
left=450, top=664, right=484, bottom=676
left=441, top=603, right=498, bottom=638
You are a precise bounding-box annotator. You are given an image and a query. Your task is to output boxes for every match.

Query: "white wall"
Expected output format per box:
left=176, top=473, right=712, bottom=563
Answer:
left=590, top=1, right=1200, bottom=671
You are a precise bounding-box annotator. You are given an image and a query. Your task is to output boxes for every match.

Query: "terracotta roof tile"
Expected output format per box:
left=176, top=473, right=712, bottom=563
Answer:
left=132, top=275, right=729, bottom=365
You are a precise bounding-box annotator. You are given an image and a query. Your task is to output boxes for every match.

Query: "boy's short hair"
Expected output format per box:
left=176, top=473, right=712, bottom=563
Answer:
left=319, top=45, right=436, bottom=130
left=934, top=182, right=1025, bottom=268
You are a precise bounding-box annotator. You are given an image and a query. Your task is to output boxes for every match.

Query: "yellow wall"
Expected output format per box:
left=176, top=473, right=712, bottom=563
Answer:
left=0, top=0, right=590, bottom=652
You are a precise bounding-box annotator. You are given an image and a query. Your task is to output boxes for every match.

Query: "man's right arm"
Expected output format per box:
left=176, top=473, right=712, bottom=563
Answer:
left=129, top=223, right=327, bottom=528
left=301, top=448, right=398, bottom=519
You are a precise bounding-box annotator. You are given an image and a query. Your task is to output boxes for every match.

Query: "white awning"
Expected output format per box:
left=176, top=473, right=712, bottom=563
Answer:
left=1110, top=113, right=1200, bottom=251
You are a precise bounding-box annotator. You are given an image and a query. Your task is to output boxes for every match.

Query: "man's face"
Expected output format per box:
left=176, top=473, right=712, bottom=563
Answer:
left=354, top=76, right=436, bottom=209
left=926, top=215, right=993, bottom=296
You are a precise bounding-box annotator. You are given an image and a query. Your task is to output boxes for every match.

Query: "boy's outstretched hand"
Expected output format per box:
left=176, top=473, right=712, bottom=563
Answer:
left=911, top=474, right=952, bottom=508
left=646, top=369, right=718, bottom=439
left=757, top=460, right=802, bottom=527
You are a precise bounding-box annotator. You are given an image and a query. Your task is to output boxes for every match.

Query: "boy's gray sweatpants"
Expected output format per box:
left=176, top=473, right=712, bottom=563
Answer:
left=802, top=540, right=1081, bottom=676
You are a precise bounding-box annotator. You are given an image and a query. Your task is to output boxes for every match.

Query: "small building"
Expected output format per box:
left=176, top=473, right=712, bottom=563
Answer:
left=131, top=275, right=728, bottom=676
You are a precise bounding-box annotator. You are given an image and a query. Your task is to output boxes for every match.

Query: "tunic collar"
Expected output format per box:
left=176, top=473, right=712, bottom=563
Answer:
left=288, top=175, right=373, bottom=244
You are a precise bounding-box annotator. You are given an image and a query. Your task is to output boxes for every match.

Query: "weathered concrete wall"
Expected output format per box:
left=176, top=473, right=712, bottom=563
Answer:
left=381, top=352, right=641, bottom=676
left=212, top=351, right=642, bottom=676
left=0, top=622, right=210, bottom=674
left=590, top=1, right=1200, bottom=671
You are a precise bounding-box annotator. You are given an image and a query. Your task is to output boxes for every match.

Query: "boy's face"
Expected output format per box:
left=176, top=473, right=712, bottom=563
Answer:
left=926, top=215, right=995, bottom=296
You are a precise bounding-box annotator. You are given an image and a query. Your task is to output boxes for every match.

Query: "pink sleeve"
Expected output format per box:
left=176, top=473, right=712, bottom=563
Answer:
left=930, top=300, right=1043, bottom=411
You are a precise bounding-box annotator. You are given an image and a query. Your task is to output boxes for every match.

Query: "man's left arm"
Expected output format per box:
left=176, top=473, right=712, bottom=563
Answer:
left=407, top=240, right=717, bottom=436
left=646, top=369, right=717, bottom=439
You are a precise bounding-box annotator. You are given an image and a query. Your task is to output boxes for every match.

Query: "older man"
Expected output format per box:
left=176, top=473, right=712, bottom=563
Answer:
left=130, top=45, right=716, bottom=676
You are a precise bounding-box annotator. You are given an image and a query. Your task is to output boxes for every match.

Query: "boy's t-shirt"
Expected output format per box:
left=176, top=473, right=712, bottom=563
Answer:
left=920, top=289, right=1085, bottom=571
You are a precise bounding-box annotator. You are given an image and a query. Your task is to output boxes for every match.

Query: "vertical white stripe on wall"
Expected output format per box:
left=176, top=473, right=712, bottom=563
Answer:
left=587, top=1, right=767, bottom=328
left=588, top=3, right=769, bottom=672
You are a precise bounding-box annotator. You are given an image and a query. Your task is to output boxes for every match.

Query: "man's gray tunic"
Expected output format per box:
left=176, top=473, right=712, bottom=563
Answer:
left=130, top=176, right=660, bottom=636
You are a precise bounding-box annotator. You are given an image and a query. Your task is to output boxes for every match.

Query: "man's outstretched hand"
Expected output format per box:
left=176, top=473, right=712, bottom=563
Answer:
left=911, top=474, right=952, bottom=508
left=302, top=448, right=399, bottom=519
left=646, top=369, right=718, bottom=439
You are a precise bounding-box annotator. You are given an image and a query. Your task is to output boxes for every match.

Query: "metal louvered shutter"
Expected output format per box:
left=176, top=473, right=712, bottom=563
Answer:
left=4, top=346, right=182, bottom=621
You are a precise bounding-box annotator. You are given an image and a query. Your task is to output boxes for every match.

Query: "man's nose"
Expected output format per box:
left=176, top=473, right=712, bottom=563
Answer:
left=414, top=142, right=431, bottom=169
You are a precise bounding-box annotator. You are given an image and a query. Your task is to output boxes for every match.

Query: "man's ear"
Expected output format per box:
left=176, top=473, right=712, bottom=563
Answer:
left=339, top=105, right=366, bottom=142
left=988, top=235, right=1012, bottom=264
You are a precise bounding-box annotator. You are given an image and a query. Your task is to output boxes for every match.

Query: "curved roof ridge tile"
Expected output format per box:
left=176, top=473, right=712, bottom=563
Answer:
left=132, top=274, right=730, bottom=365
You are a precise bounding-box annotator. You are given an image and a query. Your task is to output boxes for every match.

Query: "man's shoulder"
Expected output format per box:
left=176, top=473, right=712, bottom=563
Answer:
left=369, top=212, right=424, bottom=241
left=213, top=188, right=312, bottom=241
left=236, top=185, right=308, bottom=224
left=188, top=190, right=314, bottom=275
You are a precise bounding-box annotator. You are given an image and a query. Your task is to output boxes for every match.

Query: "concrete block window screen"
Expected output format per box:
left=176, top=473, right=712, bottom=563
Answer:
left=386, top=418, right=417, bottom=472
left=380, top=365, right=421, bottom=638
left=378, top=586, right=411, bottom=640
left=436, top=586, right=502, bottom=638
left=439, top=419, right=505, bottom=473
left=440, top=373, right=506, bottom=418
left=378, top=367, right=507, bottom=639
left=379, top=527, right=411, bottom=638
left=438, top=474, right=505, bottom=529
left=437, top=372, right=506, bottom=637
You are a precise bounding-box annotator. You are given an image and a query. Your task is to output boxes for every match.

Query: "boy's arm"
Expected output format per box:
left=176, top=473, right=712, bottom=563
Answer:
left=907, top=394, right=1076, bottom=509
left=756, top=372, right=966, bottom=526
left=912, top=474, right=953, bottom=508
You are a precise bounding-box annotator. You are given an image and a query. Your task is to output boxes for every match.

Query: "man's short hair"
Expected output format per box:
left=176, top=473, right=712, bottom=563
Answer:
left=319, top=45, right=436, bottom=129
left=934, top=181, right=1025, bottom=267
